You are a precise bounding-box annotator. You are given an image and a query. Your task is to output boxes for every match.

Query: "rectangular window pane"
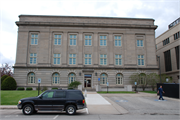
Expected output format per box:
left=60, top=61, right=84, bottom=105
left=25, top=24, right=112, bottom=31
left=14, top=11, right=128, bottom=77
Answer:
left=73, top=58, right=76, bottom=64
left=69, top=58, right=72, bottom=64
left=119, top=59, right=122, bottom=65
left=89, top=40, right=91, bottom=45
left=58, top=58, right=60, bottom=64
left=54, top=58, right=56, bottom=64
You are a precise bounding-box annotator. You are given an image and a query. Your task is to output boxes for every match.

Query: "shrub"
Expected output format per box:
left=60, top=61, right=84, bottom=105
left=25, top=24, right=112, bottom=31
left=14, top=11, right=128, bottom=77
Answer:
left=68, top=81, right=81, bottom=89
left=52, top=87, right=58, bottom=90
left=1, top=75, right=9, bottom=84
left=1, top=76, right=17, bottom=90
left=17, top=87, right=25, bottom=90
left=26, top=87, right=32, bottom=90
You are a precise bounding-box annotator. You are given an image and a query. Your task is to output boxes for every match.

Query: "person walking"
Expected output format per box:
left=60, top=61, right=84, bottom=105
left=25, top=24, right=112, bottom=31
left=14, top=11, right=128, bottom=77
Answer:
left=157, top=85, right=165, bottom=100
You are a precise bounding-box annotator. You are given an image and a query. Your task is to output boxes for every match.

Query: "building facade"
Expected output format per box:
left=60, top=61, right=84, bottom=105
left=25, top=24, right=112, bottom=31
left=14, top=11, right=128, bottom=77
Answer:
left=14, top=15, right=158, bottom=90
left=156, top=18, right=180, bottom=83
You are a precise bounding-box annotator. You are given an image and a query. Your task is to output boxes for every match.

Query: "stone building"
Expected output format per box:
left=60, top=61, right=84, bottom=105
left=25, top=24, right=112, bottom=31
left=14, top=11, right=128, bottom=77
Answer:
left=156, top=17, right=180, bottom=83
left=14, top=15, right=158, bottom=90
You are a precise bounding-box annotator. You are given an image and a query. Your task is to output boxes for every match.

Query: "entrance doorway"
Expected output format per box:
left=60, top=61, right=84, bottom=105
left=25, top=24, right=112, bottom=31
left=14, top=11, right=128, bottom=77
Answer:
left=84, top=74, right=92, bottom=88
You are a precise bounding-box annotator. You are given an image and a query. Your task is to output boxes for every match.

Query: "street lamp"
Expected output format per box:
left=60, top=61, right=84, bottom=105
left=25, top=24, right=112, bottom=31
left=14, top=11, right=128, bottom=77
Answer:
left=157, top=55, right=162, bottom=83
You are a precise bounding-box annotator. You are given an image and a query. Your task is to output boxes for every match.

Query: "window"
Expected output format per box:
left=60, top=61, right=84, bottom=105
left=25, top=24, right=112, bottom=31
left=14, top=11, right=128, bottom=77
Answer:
left=114, top=36, right=121, bottom=46
left=52, top=73, right=60, bottom=84
left=174, top=31, right=180, bottom=40
left=137, top=40, right=143, bottom=47
left=85, top=35, right=92, bottom=46
left=28, top=72, right=35, bottom=84
left=54, top=54, right=61, bottom=64
left=115, top=55, right=122, bottom=65
left=139, top=73, right=146, bottom=84
left=30, top=53, right=37, bottom=64
left=54, top=91, right=65, bottom=98
left=100, top=35, right=107, bottom=46
left=85, top=54, right=92, bottom=65
left=116, top=74, right=123, bottom=85
left=163, top=38, right=170, bottom=46
left=69, top=54, right=76, bottom=65
left=100, top=54, right=107, bottom=65
left=164, top=50, right=172, bottom=72
left=31, top=34, right=38, bottom=45
left=70, top=35, right=76, bottom=45
left=54, top=35, right=61, bottom=45
left=100, top=73, right=107, bottom=84
left=175, top=46, right=179, bottom=69
left=138, top=55, right=144, bottom=65
left=68, top=73, right=76, bottom=84
left=67, top=91, right=83, bottom=99
left=42, top=91, right=54, bottom=99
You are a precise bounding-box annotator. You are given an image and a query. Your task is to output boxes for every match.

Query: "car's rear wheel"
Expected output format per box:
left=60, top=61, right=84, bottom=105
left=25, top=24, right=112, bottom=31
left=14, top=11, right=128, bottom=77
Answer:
left=22, top=104, right=34, bottom=115
left=66, top=105, right=76, bottom=115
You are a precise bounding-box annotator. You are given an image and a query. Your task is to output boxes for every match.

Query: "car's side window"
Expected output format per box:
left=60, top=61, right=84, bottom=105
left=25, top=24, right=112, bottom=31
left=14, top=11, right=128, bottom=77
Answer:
left=42, top=91, right=54, bottom=99
left=54, top=91, right=66, bottom=98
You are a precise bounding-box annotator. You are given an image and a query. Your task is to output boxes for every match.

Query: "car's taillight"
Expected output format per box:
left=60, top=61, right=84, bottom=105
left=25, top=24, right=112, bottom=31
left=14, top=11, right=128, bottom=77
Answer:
left=82, top=99, right=85, bottom=104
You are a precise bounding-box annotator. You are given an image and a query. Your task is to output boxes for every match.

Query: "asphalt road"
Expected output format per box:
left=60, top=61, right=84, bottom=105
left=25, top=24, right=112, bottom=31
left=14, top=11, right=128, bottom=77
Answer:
left=0, top=109, right=179, bottom=120
left=0, top=93, right=180, bottom=120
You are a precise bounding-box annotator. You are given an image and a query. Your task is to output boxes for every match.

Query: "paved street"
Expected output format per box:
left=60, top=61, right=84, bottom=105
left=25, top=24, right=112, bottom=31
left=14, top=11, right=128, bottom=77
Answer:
left=0, top=92, right=180, bottom=120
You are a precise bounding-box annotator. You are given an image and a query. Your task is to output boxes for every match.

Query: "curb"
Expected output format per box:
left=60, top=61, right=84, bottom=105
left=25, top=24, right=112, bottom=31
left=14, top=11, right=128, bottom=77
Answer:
left=0, top=106, right=17, bottom=109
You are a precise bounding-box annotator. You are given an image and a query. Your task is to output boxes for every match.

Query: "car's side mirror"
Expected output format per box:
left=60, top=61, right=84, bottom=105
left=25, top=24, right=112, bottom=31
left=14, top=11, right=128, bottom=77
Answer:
left=39, top=96, right=42, bottom=99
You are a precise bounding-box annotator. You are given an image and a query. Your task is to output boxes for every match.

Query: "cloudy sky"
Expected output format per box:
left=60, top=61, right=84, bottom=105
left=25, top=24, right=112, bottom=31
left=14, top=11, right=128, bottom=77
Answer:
left=0, top=0, right=179, bottom=66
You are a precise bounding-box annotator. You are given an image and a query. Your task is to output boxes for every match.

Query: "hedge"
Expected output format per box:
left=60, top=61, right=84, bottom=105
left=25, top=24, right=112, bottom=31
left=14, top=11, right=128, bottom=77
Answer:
left=17, top=87, right=25, bottom=90
left=1, top=76, right=17, bottom=90
left=1, top=75, right=9, bottom=84
left=26, top=87, right=33, bottom=90
left=52, top=87, right=58, bottom=90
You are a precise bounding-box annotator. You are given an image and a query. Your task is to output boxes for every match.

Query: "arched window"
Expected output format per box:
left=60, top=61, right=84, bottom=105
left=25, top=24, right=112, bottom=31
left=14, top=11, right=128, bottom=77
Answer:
left=68, top=73, right=76, bottom=84
left=52, top=73, right=60, bottom=84
left=116, top=74, right=123, bottom=85
left=139, top=73, right=146, bottom=84
left=28, top=72, right=35, bottom=84
left=100, top=73, right=108, bottom=84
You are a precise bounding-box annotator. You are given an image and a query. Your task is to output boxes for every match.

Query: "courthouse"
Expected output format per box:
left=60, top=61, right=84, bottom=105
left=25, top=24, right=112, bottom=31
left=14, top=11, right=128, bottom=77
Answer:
left=13, top=15, right=158, bottom=90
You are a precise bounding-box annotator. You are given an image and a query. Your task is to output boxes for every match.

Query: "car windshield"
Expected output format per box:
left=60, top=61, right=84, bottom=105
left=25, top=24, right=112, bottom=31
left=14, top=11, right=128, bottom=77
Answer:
left=38, top=91, right=46, bottom=97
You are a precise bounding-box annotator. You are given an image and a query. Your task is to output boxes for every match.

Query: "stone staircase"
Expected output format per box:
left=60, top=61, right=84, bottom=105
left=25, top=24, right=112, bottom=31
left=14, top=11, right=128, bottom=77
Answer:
left=82, top=88, right=96, bottom=91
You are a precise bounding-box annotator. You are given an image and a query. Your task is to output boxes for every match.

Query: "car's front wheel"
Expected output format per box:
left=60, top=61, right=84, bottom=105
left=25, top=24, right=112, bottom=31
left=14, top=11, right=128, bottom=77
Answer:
left=66, top=105, right=76, bottom=115
left=22, top=104, right=34, bottom=115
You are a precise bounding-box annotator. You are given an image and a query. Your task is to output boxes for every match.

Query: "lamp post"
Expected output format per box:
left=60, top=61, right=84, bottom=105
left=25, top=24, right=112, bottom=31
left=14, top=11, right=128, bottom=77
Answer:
left=157, top=56, right=162, bottom=83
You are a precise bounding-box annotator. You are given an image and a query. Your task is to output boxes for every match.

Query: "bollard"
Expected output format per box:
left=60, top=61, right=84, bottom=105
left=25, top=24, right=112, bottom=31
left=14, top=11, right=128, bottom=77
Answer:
left=85, top=89, right=87, bottom=97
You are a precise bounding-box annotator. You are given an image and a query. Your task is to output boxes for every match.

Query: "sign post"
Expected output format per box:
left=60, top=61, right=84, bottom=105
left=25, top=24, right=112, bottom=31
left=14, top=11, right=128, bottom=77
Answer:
left=107, top=82, right=109, bottom=93
left=98, top=78, right=100, bottom=85
left=38, top=78, right=41, bottom=95
left=134, top=82, right=137, bottom=92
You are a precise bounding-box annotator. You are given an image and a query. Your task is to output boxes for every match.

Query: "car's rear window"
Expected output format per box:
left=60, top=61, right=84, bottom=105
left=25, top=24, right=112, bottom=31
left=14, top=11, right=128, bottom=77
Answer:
left=67, top=91, right=83, bottom=99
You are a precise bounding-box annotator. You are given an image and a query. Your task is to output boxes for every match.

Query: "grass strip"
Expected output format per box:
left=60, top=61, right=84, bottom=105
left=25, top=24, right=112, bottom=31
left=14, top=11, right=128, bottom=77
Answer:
left=141, top=91, right=157, bottom=94
left=1, top=90, right=43, bottom=105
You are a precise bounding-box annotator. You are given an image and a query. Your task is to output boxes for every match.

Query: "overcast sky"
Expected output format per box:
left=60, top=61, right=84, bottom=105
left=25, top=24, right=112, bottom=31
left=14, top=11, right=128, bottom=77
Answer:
left=0, top=0, right=179, bottom=66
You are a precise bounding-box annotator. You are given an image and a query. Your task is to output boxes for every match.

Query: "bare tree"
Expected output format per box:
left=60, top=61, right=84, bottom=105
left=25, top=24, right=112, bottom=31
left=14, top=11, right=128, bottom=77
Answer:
left=0, top=63, right=13, bottom=77
left=146, top=73, right=159, bottom=91
left=129, top=73, right=139, bottom=91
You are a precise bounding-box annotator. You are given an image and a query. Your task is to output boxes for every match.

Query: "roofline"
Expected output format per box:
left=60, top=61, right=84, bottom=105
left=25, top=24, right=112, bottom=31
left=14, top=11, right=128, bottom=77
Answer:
left=18, top=14, right=155, bottom=21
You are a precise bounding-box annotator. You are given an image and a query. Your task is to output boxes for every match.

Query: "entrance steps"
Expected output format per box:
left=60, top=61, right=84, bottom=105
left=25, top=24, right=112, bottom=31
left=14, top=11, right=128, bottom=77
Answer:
left=82, top=88, right=96, bottom=91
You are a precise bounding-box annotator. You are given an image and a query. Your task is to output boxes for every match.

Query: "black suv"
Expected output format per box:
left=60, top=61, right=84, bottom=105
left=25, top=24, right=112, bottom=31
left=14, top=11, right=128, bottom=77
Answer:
left=17, top=89, right=86, bottom=115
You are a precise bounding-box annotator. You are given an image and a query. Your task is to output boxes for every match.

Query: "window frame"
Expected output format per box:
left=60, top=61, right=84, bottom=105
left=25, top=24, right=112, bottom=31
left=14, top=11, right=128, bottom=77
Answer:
left=137, top=40, right=144, bottom=47
left=68, top=73, right=76, bottom=84
left=137, top=55, right=145, bottom=66
left=114, top=35, right=122, bottom=47
left=100, top=73, right=108, bottom=85
left=84, top=54, right=92, bottom=65
left=69, top=34, right=77, bottom=46
left=53, top=53, right=61, bottom=65
left=100, top=54, right=107, bottom=65
left=54, top=34, right=62, bottom=45
left=69, top=54, right=76, bottom=65
left=52, top=73, right=60, bottom=84
left=116, top=73, right=123, bottom=85
left=99, top=35, right=107, bottom=46
left=84, top=34, right=92, bottom=46
left=29, top=53, right=37, bottom=64
left=28, top=72, right=35, bottom=84
left=30, top=33, right=39, bottom=45
left=115, top=54, right=122, bottom=66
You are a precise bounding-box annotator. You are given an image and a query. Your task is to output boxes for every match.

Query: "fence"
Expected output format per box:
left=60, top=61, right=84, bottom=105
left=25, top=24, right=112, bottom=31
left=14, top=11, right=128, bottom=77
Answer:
left=157, top=83, right=179, bottom=99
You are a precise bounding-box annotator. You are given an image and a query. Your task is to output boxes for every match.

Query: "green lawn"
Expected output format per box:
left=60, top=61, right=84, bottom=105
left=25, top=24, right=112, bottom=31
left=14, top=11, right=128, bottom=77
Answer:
left=97, top=91, right=136, bottom=94
left=141, top=91, right=157, bottom=94
left=1, top=90, right=43, bottom=105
